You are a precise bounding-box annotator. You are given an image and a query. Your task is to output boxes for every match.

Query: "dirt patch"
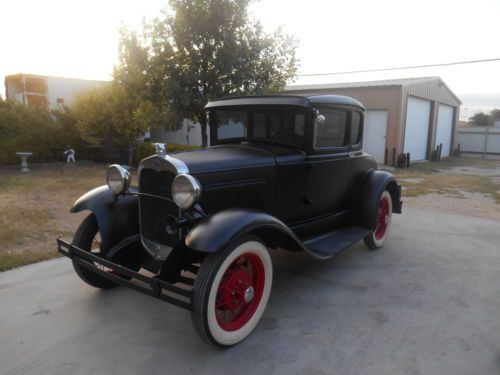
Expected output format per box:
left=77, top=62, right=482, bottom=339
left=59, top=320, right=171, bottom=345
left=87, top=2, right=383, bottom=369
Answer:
left=404, top=192, right=500, bottom=221
left=401, top=174, right=500, bottom=203
left=395, top=157, right=500, bottom=220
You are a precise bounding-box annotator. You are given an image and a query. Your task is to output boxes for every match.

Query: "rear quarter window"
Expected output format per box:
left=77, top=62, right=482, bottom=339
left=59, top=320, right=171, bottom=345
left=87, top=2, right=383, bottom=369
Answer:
left=350, top=112, right=361, bottom=145
left=314, top=109, right=347, bottom=149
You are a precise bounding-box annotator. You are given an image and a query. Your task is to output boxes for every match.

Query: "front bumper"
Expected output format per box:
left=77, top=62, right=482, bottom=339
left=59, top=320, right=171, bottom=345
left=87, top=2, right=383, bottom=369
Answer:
left=56, top=238, right=193, bottom=311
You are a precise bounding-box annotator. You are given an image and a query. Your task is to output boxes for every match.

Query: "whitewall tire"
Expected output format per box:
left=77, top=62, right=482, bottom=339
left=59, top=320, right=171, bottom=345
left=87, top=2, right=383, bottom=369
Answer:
left=192, top=236, right=272, bottom=347
left=364, top=190, right=393, bottom=250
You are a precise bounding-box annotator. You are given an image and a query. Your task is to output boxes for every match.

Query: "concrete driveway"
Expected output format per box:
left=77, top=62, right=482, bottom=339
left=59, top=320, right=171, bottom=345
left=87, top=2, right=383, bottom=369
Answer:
left=1, top=207, right=500, bottom=375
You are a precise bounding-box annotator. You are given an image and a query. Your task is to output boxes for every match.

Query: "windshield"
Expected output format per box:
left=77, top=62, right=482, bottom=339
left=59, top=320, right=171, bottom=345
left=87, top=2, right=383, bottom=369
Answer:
left=211, top=106, right=306, bottom=147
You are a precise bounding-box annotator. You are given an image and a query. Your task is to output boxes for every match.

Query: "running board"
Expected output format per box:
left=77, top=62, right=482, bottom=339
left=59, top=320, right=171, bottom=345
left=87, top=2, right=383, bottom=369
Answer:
left=303, top=227, right=372, bottom=260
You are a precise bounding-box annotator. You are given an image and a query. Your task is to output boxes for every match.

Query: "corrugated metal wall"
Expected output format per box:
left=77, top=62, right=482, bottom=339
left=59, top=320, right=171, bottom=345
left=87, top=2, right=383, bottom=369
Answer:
left=402, top=80, right=461, bottom=157
left=458, top=127, right=500, bottom=159
left=403, top=80, right=459, bottom=106
left=286, top=86, right=402, bottom=164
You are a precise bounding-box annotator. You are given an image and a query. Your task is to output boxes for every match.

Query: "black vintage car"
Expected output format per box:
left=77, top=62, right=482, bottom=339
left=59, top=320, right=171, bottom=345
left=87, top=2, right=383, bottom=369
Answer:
left=57, top=95, right=402, bottom=347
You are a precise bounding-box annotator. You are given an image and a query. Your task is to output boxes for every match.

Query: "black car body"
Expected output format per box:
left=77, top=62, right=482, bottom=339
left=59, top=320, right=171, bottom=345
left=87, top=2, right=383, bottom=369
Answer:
left=57, top=95, right=402, bottom=346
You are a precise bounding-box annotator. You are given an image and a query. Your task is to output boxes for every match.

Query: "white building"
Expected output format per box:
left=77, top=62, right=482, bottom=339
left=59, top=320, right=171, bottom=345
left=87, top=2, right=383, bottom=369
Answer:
left=4, top=73, right=108, bottom=110
left=150, top=119, right=204, bottom=146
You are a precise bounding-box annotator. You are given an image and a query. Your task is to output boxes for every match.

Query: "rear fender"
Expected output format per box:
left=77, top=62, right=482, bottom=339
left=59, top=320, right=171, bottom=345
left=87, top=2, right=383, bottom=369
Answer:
left=357, top=170, right=402, bottom=230
left=70, top=185, right=139, bottom=250
left=185, top=208, right=307, bottom=255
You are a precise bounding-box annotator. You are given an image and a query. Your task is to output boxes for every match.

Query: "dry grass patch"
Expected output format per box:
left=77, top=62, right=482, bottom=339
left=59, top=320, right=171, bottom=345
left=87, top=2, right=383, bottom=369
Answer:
left=401, top=174, right=500, bottom=202
left=393, top=158, right=500, bottom=203
left=0, top=163, right=110, bottom=271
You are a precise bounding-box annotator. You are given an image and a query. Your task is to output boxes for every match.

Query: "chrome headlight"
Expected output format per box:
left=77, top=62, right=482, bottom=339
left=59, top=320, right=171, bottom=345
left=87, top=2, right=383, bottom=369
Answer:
left=172, top=174, right=201, bottom=209
left=106, top=164, right=131, bottom=195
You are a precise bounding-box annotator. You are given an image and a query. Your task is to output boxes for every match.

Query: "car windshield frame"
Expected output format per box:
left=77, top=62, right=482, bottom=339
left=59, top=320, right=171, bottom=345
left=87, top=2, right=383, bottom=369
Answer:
left=209, top=105, right=308, bottom=148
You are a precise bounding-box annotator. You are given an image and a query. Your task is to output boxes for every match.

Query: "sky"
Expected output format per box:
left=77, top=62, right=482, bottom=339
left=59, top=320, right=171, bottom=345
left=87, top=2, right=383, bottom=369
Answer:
left=1, top=0, right=499, bottom=120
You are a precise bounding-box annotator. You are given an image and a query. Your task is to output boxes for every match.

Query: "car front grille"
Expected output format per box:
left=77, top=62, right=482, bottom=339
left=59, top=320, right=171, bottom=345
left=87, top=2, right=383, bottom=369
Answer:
left=139, top=168, right=180, bottom=248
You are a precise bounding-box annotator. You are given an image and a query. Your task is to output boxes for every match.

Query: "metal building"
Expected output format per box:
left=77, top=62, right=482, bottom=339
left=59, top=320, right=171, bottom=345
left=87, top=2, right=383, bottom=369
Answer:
left=5, top=73, right=108, bottom=110
left=286, top=77, right=461, bottom=165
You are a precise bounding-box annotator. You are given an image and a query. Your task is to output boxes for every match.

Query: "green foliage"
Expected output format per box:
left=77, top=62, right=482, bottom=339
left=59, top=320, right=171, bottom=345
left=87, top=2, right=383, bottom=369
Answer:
left=469, top=108, right=500, bottom=126
left=167, top=143, right=200, bottom=153
left=72, top=83, right=153, bottom=148
left=490, top=109, right=500, bottom=121
left=469, top=112, right=492, bottom=126
left=0, top=99, right=87, bottom=165
left=134, top=142, right=156, bottom=164
left=116, top=0, right=298, bottom=147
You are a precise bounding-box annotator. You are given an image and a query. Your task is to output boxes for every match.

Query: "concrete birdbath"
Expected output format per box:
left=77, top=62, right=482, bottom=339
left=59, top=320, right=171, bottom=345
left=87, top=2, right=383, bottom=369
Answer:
left=16, top=152, right=33, bottom=172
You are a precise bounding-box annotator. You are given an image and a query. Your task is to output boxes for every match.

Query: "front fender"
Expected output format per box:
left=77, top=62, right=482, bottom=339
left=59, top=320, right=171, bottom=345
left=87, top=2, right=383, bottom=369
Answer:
left=357, top=170, right=402, bottom=230
left=70, top=185, right=139, bottom=250
left=185, top=208, right=307, bottom=254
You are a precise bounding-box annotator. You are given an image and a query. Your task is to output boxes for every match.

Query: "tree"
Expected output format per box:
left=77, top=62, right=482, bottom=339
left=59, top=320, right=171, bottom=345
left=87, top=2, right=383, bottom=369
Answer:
left=490, top=109, right=500, bottom=121
left=0, top=98, right=87, bottom=164
left=72, top=84, right=152, bottom=164
left=117, top=0, right=298, bottom=147
left=469, top=112, right=492, bottom=127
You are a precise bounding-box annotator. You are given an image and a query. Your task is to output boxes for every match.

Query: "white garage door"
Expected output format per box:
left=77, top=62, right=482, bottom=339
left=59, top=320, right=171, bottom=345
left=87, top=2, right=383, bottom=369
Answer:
left=364, top=110, right=388, bottom=163
left=404, top=96, right=431, bottom=161
left=435, top=104, right=454, bottom=157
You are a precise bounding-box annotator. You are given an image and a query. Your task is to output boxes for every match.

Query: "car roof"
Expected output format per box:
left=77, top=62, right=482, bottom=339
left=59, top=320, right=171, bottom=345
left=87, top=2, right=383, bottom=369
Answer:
left=205, top=95, right=364, bottom=110
left=307, top=95, right=364, bottom=109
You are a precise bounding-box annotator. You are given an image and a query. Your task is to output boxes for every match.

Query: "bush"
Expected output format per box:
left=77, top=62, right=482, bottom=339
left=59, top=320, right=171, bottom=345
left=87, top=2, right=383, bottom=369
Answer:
left=167, top=143, right=201, bottom=153
left=0, top=99, right=91, bottom=165
left=134, top=142, right=200, bottom=165
left=0, top=98, right=201, bottom=166
left=134, top=142, right=156, bottom=164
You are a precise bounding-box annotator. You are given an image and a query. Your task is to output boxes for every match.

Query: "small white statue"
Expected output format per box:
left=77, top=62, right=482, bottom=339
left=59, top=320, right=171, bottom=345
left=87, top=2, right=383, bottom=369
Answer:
left=64, top=145, right=76, bottom=163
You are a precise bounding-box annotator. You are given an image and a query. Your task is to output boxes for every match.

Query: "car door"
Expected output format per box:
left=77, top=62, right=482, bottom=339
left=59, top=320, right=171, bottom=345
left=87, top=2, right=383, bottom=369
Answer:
left=304, top=107, right=364, bottom=219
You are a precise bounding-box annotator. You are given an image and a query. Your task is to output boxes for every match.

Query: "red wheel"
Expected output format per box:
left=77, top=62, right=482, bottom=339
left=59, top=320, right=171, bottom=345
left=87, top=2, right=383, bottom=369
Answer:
left=364, top=190, right=393, bottom=250
left=192, top=237, right=272, bottom=347
left=215, top=252, right=265, bottom=331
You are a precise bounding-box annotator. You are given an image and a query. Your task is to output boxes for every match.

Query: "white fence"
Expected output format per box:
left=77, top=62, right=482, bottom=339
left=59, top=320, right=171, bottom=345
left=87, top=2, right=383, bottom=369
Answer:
left=458, top=127, right=500, bottom=160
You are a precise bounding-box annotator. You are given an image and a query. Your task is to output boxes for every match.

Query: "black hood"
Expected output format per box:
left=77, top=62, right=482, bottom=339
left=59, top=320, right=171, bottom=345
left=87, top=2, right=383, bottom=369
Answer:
left=172, top=145, right=276, bottom=174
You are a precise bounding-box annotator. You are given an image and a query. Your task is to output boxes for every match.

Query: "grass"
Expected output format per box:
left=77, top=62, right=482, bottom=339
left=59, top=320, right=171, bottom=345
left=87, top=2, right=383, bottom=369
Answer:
left=0, top=163, right=107, bottom=271
left=1, top=157, right=499, bottom=271
left=0, top=252, right=60, bottom=272
left=393, top=157, right=500, bottom=203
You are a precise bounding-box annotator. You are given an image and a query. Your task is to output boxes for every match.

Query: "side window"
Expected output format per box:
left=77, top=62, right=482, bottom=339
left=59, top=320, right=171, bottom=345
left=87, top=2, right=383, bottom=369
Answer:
left=268, top=112, right=281, bottom=139
left=350, top=112, right=361, bottom=145
left=314, top=109, right=347, bottom=149
left=252, top=112, right=266, bottom=138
